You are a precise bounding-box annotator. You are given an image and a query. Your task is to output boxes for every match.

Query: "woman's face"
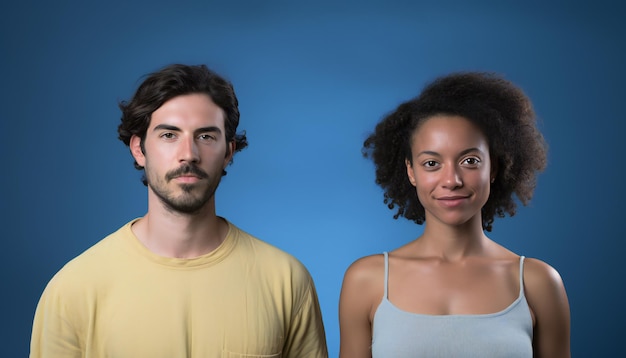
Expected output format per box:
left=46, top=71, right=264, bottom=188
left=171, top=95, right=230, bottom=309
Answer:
left=405, top=115, right=493, bottom=228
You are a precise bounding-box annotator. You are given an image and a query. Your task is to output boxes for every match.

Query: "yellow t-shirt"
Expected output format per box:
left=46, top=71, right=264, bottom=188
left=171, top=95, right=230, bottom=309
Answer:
left=30, top=219, right=328, bottom=358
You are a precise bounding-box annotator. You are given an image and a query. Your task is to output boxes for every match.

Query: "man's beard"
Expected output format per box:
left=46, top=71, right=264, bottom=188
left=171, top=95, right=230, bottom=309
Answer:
left=147, top=164, right=221, bottom=215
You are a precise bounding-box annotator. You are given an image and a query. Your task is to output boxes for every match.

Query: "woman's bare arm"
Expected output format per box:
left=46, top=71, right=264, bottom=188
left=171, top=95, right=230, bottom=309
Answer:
left=524, top=258, right=571, bottom=358
left=338, top=255, right=384, bottom=358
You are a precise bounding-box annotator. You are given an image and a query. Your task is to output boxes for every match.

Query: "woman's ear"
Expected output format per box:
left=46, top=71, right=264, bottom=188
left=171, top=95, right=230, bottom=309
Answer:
left=130, top=135, right=146, bottom=168
left=490, top=157, right=498, bottom=184
left=406, top=159, right=417, bottom=187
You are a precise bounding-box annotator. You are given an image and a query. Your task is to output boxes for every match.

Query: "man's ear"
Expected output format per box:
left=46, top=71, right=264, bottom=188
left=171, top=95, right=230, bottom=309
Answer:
left=130, top=135, right=146, bottom=168
left=223, top=140, right=236, bottom=168
left=406, top=159, right=417, bottom=187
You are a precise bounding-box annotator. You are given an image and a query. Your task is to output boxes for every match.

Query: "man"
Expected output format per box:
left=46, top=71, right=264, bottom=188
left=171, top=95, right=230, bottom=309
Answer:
left=30, top=64, right=328, bottom=357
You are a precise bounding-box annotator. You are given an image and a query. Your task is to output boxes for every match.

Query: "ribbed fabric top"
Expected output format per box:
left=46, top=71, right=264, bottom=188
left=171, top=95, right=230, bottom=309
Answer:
left=372, top=252, right=533, bottom=358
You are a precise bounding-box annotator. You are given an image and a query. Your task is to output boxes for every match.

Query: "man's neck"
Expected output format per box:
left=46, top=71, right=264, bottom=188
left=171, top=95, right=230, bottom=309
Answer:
left=131, top=202, right=228, bottom=259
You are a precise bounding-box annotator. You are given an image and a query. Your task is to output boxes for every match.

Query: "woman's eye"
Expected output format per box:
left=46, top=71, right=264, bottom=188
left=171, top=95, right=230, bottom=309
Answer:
left=463, top=157, right=480, bottom=165
left=424, top=160, right=438, bottom=168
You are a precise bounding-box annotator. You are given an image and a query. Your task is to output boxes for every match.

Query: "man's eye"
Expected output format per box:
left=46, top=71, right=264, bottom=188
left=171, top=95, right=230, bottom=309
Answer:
left=199, top=134, right=216, bottom=141
left=161, top=133, right=175, bottom=139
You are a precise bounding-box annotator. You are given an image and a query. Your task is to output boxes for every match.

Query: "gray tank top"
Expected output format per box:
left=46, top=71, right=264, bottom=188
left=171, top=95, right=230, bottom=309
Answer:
left=371, top=252, right=533, bottom=357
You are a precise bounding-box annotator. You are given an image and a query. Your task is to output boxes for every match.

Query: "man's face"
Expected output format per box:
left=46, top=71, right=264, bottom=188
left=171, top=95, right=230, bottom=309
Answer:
left=130, top=93, right=234, bottom=214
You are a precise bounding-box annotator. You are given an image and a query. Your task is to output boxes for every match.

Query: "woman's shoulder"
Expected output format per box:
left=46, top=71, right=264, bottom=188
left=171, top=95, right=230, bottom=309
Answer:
left=522, top=257, right=566, bottom=287
left=342, top=253, right=386, bottom=288
left=522, top=257, right=569, bottom=314
left=522, top=257, right=571, bottom=354
left=340, top=253, right=387, bottom=319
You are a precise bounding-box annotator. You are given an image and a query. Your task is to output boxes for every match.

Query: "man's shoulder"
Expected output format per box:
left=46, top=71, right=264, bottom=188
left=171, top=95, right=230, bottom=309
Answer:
left=229, top=222, right=311, bottom=274
left=47, top=222, right=132, bottom=284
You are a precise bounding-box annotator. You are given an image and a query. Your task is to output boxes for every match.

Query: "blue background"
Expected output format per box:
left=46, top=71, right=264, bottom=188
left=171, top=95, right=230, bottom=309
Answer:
left=1, top=1, right=624, bottom=356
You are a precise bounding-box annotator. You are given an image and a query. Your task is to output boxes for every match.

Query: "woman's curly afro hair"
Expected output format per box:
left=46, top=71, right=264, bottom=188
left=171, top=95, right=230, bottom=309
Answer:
left=363, top=72, right=548, bottom=232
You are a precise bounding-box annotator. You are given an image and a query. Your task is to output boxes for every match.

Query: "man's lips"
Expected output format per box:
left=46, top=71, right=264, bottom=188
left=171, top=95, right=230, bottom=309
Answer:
left=173, top=175, right=203, bottom=183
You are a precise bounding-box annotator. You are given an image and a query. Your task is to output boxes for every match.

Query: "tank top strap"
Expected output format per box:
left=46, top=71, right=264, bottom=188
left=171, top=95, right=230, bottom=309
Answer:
left=519, top=256, right=526, bottom=296
left=383, top=251, right=389, bottom=298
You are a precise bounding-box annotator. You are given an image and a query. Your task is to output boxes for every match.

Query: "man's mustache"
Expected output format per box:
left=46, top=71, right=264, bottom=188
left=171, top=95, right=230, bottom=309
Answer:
left=166, top=165, right=209, bottom=181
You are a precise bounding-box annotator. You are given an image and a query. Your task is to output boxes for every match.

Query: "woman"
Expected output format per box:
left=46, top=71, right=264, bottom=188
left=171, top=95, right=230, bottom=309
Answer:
left=339, top=72, right=571, bottom=357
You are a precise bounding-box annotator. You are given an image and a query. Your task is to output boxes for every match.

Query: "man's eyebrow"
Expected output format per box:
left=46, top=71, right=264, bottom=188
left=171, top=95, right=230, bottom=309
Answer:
left=196, top=126, right=222, bottom=134
left=152, top=125, right=222, bottom=135
left=153, top=124, right=180, bottom=132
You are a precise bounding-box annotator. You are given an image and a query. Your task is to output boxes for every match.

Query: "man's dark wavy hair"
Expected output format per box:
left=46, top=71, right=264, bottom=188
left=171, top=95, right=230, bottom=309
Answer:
left=117, top=64, right=248, bottom=185
left=363, top=72, right=548, bottom=232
